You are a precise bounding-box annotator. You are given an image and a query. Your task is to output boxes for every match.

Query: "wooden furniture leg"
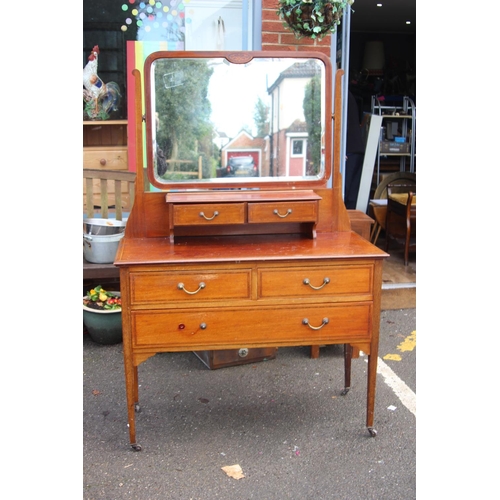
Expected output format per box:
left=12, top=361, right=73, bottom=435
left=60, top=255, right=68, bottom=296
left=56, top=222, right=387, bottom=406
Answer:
left=404, top=195, right=413, bottom=266
left=341, top=343, right=352, bottom=395
left=371, top=223, right=382, bottom=245
left=124, top=360, right=141, bottom=451
left=310, top=345, right=320, bottom=359
left=366, top=352, right=378, bottom=437
left=365, top=258, right=382, bottom=437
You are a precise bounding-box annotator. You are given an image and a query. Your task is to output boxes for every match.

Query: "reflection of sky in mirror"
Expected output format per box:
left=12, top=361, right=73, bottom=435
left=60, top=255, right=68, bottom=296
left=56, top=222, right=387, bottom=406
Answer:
left=207, top=59, right=294, bottom=139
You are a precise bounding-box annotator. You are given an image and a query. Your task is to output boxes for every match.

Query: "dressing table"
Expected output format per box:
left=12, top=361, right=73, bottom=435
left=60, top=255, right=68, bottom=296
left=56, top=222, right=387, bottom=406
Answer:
left=115, top=51, right=388, bottom=450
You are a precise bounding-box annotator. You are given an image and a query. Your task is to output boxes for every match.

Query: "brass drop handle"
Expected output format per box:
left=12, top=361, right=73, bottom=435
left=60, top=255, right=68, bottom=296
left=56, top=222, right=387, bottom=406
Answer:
left=199, top=211, right=219, bottom=221
left=177, top=282, right=206, bottom=295
left=189, top=323, right=207, bottom=335
left=302, top=318, right=329, bottom=330
left=273, top=208, right=292, bottom=218
left=303, top=277, right=330, bottom=290
left=179, top=322, right=207, bottom=332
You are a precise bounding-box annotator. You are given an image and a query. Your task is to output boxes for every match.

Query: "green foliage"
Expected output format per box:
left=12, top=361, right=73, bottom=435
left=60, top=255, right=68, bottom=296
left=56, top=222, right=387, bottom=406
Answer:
left=303, top=74, right=322, bottom=173
left=84, top=286, right=122, bottom=310
left=154, top=59, right=214, bottom=177
left=253, top=96, right=270, bottom=137
left=277, top=0, right=352, bottom=40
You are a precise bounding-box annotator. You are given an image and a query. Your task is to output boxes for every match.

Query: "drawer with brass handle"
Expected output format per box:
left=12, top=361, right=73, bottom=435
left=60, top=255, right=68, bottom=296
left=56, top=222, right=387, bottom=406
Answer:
left=129, top=269, right=252, bottom=304
left=248, top=201, right=318, bottom=223
left=258, top=264, right=373, bottom=298
left=172, top=203, right=245, bottom=225
left=131, top=303, right=372, bottom=348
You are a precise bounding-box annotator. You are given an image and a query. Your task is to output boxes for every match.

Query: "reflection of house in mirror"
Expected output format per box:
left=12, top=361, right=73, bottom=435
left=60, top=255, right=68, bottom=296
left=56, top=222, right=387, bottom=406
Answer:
left=267, top=60, right=323, bottom=177
left=213, top=130, right=230, bottom=152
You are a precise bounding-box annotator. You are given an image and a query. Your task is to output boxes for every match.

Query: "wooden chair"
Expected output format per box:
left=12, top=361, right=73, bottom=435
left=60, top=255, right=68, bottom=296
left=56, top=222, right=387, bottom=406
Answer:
left=83, top=168, right=136, bottom=220
left=369, top=172, right=416, bottom=245
left=385, top=184, right=416, bottom=266
left=83, top=169, right=136, bottom=281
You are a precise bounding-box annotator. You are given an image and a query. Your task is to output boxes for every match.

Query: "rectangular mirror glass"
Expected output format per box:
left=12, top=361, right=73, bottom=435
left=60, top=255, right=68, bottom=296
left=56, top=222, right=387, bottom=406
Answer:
left=144, top=51, right=332, bottom=190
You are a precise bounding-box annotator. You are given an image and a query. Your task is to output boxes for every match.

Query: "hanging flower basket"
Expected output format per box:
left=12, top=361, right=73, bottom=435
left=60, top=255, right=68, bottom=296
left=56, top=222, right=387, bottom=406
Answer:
left=278, top=0, right=353, bottom=40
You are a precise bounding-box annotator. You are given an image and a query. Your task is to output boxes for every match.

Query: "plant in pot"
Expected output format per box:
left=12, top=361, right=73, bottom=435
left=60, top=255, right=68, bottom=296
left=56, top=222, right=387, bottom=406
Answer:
left=277, top=0, right=354, bottom=40
left=83, top=286, right=122, bottom=345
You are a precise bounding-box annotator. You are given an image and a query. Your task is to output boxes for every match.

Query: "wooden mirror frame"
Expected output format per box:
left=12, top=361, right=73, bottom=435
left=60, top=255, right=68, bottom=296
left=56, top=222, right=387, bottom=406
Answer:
left=143, top=51, right=333, bottom=191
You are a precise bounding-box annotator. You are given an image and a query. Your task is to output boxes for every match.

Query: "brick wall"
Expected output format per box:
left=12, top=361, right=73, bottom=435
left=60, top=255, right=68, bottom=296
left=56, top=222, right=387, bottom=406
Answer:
left=261, top=0, right=332, bottom=56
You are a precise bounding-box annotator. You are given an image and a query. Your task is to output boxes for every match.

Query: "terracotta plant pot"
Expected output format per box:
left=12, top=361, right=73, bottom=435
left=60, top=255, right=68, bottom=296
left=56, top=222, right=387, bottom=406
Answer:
left=83, top=292, right=122, bottom=345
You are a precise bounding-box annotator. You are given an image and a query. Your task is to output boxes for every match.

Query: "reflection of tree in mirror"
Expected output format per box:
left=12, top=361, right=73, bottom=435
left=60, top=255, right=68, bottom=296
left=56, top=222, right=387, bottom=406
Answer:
left=303, top=74, right=322, bottom=176
left=154, top=60, right=215, bottom=180
left=254, top=96, right=270, bottom=137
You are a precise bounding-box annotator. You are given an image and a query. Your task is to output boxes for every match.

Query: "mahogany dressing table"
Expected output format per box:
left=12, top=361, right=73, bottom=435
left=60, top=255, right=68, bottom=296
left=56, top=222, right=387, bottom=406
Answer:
left=115, top=51, right=388, bottom=450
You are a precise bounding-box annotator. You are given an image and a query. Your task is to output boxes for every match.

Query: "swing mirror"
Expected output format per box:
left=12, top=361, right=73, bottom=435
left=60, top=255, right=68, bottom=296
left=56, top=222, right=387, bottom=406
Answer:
left=144, top=51, right=332, bottom=190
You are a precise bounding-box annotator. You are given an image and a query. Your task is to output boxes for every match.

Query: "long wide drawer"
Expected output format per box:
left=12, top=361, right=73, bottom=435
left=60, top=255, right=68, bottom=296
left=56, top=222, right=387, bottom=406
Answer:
left=131, top=303, right=372, bottom=348
left=258, top=264, right=373, bottom=298
left=129, top=269, right=252, bottom=304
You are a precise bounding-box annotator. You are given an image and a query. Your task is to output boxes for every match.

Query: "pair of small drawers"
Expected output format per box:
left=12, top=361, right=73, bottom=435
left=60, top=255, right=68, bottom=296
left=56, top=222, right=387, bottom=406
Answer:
left=129, top=264, right=373, bottom=305
left=171, top=200, right=318, bottom=226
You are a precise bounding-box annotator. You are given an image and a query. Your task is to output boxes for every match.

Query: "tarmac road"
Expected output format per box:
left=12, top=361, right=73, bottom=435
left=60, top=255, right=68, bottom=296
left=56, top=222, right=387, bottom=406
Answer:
left=83, top=308, right=416, bottom=500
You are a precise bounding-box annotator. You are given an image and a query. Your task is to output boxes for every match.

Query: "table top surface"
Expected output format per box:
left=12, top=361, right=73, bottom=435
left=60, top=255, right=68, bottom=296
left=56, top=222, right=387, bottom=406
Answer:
left=114, top=231, right=389, bottom=267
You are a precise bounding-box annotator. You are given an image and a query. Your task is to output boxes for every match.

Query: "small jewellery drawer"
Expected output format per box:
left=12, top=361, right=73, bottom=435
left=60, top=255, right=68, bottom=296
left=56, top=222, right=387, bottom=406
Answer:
left=172, top=203, right=245, bottom=225
left=129, top=269, right=251, bottom=304
left=247, top=201, right=318, bottom=223
left=258, top=265, right=373, bottom=298
left=131, top=303, right=372, bottom=348
left=83, top=148, right=128, bottom=170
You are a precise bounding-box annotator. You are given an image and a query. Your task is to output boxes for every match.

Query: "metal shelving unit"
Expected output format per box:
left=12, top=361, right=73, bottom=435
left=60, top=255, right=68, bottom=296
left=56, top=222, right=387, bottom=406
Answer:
left=371, top=96, right=416, bottom=184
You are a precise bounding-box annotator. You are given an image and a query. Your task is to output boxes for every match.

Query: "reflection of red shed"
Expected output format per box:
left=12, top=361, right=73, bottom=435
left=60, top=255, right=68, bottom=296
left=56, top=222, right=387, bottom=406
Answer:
left=222, top=130, right=266, bottom=175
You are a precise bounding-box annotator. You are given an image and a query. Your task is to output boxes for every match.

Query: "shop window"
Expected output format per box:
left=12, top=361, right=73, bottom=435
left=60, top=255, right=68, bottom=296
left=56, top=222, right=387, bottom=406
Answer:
left=84, top=1, right=255, bottom=119
left=83, top=23, right=128, bottom=119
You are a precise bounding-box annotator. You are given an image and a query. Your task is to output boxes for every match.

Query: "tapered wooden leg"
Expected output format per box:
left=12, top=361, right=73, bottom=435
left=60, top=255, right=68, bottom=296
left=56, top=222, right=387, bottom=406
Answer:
left=366, top=258, right=382, bottom=437
left=341, top=343, right=352, bottom=395
left=133, top=365, right=139, bottom=406
left=366, top=352, right=378, bottom=437
left=404, top=214, right=411, bottom=266
left=310, top=345, right=320, bottom=358
left=124, top=359, right=141, bottom=451
left=385, top=209, right=391, bottom=252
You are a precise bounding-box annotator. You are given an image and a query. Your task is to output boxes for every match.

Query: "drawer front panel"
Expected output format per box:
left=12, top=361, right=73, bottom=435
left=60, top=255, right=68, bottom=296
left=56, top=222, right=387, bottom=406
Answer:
left=83, top=148, right=128, bottom=170
left=173, top=203, right=245, bottom=225
left=248, top=201, right=318, bottom=223
left=259, top=265, right=373, bottom=298
left=129, top=270, right=251, bottom=304
left=132, top=303, right=371, bottom=348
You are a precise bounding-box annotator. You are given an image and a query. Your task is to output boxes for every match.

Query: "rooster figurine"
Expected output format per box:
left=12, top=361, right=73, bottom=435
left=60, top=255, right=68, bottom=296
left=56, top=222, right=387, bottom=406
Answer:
left=83, top=45, right=121, bottom=120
